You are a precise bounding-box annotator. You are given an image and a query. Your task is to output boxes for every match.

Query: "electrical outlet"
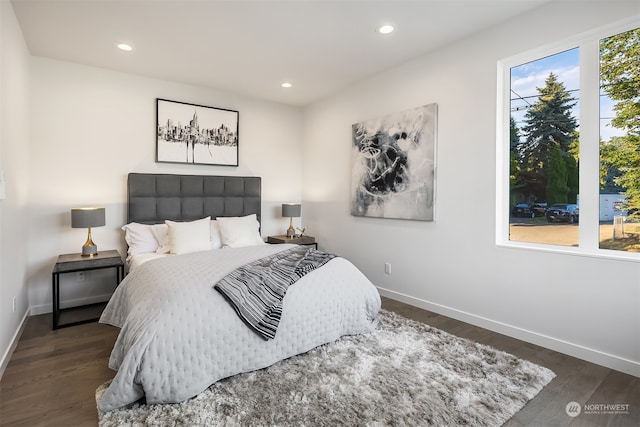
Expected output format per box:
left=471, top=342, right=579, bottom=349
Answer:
left=77, top=271, right=85, bottom=281
left=384, top=263, right=391, bottom=275
left=12, top=296, right=16, bottom=313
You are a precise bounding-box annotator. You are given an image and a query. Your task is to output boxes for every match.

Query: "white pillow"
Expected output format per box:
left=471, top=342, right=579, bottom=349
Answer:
left=217, top=214, right=264, bottom=248
left=154, top=220, right=222, bottom=253
left=121, top=223, right=159, bottom=259
left=152, top=223, right=171, bottom=254
left=210, top=220, right=223, bottom=249
left=166, top=217, right=212, bottom=255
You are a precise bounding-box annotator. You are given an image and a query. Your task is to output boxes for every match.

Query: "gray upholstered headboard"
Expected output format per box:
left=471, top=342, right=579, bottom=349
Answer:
left=127, top=173, right=261, bottom=225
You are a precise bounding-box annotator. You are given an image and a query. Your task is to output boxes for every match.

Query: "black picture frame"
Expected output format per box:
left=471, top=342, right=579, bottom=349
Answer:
left=156, top=98, right=239, bottom=166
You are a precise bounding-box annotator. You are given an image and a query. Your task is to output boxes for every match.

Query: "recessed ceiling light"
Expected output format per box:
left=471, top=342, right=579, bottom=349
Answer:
left=117, top=43, right=134, bottom=52
left=281, top=82, right=292, bottom=88
left=376, top=24, right=395, bottom=35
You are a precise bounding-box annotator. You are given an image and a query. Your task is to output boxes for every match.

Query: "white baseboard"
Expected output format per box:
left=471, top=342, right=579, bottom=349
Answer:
left=2, top=294, right=113, bottom=379
left=30, top=293, right=113, bottom=316
left=0, top=308, right=29, bottom=380
left=378, top=287, right=640, bottom=378
left=0, top=294, right=111, bottom=378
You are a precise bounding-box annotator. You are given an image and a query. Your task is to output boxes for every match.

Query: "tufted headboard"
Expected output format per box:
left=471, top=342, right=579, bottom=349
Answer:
left=127, top=173, right=261, bottom=225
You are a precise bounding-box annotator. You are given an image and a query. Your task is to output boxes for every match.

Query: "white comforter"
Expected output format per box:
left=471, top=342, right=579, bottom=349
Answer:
left=98, top=244, right=381, bottom=412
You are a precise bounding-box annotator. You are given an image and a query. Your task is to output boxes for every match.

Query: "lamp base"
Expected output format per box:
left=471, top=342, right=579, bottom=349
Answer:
left=286, top=217, right=296, bottom=237
left=81, top=244, right=98, bottom=257
left=81, top=227, right=98, bottom=256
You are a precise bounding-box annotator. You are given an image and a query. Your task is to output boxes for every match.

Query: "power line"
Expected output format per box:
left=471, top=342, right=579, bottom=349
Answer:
left=511, top=78, right=640, bottom=103
left=510, top=89, right=532, bottom=107
left=510, top=88, right=579, bottom=103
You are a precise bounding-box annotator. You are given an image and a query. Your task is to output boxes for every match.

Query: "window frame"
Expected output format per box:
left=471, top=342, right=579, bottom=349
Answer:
left=495, top=17, right=639, bottom=262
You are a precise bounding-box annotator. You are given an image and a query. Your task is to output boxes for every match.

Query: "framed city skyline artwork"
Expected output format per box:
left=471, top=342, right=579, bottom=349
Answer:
left=156, top=98, right=239, bottom=166
left=351, top=103, right=437, bottom=221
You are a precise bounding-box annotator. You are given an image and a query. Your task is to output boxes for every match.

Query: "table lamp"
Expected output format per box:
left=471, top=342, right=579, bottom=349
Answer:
left=71, top=207, right=105, bottom=256
left=281, top=203, right=301, bottom=238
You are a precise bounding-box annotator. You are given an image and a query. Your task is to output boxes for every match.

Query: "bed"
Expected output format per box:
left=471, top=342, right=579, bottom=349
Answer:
left=97, top=173, right=381, bottom=412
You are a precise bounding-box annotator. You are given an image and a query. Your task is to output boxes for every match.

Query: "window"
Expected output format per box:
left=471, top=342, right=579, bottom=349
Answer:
left=509, top=49, right=580, bottom=247
left=497, top=19, right=639, bottom=261
left=599, top=28, right=640, bottom=253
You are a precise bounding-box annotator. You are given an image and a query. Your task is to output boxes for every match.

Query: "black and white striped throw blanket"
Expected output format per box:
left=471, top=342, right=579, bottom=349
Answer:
left=214, top=246, right=336, bottom=340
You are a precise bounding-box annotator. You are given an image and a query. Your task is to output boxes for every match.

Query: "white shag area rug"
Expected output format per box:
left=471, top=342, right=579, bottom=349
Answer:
left=96, top=310, right=555, bottom=426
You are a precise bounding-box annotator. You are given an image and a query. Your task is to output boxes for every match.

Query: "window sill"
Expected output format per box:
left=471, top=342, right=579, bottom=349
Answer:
left=496, top=240, right=640, bottom=263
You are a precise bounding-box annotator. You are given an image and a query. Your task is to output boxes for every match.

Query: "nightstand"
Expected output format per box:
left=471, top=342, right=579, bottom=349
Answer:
left=51, top=249, right=124, bottom=329
left=267, top=235, right=317, bottom=249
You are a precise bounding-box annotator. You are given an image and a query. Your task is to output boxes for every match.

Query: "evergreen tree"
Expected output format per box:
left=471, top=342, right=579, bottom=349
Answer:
left=546, top=147, right=569, bottom=206
left=509, top=116, right=525, bottom=205
left=565, top=154, right=579, bottom=204
left=518, top=73, right=578, bottom=201
left=510, top=115, right=520, bottom=152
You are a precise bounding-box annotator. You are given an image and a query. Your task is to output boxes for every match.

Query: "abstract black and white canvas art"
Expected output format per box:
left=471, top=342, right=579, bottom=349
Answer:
left=351, top=103, right=437, bottom=221
left=156, top=98, right=239, bottom=166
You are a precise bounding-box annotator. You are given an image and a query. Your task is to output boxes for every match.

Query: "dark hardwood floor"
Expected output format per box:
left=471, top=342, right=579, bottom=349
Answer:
left=0, top=297, right=637, bottom=426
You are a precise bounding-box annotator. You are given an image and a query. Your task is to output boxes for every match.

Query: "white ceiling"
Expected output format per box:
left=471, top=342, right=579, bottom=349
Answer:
left=11, top=0, right=551, bottom=106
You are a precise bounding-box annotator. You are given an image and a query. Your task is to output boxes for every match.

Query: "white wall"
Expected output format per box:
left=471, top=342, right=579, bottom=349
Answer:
left=302, top=1, right=640, bottom=376
left=0, top=0, right=31, bottom=374
left=27, top=58, right=303, bottom=313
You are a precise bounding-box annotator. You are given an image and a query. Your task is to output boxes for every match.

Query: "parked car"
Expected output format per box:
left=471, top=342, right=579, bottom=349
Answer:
left=530, top=202, right=547, bottom=217
left=511, top=203, right=533, bottom=218
left=546, top=203, right=579, bottom=223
